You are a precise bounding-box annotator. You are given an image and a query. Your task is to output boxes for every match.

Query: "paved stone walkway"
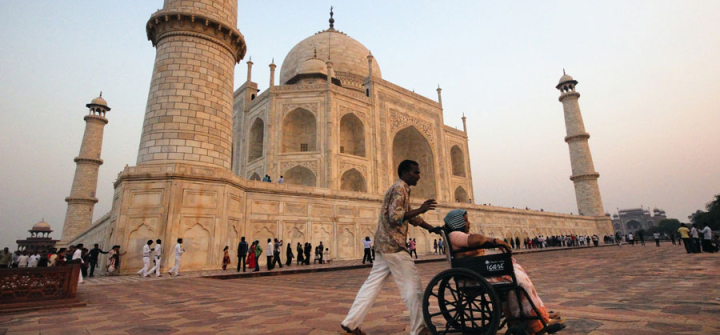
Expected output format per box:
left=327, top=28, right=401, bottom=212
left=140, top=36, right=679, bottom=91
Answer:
left=1, top=244, right=718, bottom=334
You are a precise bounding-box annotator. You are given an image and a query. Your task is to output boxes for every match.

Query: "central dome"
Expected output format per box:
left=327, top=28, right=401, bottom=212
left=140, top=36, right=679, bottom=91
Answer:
left=280, top=29, right=381, bottom=85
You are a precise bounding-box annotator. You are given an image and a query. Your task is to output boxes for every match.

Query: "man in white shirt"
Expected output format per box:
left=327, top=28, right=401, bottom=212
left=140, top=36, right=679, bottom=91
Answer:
left=137, top=240, right=153, bottom=277
left=653, top=232, right=661, bottom=247
left=266, top=238, right=274, bottom=270
left=690, top=224, right=701, bottom=253
left=28, top=252, right=40, bottom=267
left=628, top=233, right=634, bottom=246
left=17, top=252, right=29, bottom=268
left=169, top=238, right=185, bottom=276
left=362, top=237, right=373, bottom=264
left=147, top=239, right=163, bottom=277
left=700, top=224, right=715, bottom=253
left=72, top=244, right=85, bottom=284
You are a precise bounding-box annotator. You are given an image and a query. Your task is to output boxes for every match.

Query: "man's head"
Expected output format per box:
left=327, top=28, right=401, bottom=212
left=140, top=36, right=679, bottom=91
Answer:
left=76, top=244, right=83, bottom=249
left=398, top=160, right=420, bottom=186
left=241, top=236, right=245, bottom=242
left=3, top=247, right=7, bottom=253
left=147, top=240, right=153, bottom=245
left=177, top=238, right=183, bottom=244
left=156, top=239, right=162, bottom=244
left=94, top=244, right=99, bottom=248
left=365, top=236, right=370, bottom=241
left=268, top=238, right=271, bottom=243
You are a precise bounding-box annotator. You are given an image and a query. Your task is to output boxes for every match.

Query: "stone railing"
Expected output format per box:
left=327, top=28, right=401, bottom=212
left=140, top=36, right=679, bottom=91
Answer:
left=0, top=265, right=80, bottom=309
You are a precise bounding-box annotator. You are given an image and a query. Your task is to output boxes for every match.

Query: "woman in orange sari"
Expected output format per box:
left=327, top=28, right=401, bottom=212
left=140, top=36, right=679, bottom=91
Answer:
left=247, top=241, right=257, bottom=270
left=443, top=209, right=563, bottom=335
left=222, top=246, right=231, bottom=270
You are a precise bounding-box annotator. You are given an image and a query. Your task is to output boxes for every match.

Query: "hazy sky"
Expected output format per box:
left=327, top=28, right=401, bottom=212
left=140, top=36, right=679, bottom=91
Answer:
left=1, top=1, right=719, bottom=249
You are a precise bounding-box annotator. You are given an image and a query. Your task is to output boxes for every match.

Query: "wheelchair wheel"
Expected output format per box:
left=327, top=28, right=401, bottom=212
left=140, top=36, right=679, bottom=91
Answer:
left=423, top=268, right=501, bottom=335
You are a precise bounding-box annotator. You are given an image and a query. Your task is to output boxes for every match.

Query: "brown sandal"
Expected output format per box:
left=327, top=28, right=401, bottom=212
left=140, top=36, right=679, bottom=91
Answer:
left=340, top=324, right=367, bottom=335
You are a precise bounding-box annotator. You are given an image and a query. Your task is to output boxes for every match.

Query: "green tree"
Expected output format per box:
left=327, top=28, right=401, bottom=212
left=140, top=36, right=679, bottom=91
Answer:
left=655, top=219, right=681, bottom=235
left=690, top=194, right=720, bottom=230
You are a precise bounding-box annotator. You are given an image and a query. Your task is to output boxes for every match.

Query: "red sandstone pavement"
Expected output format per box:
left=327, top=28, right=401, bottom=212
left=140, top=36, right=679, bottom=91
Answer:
left=1, top=244, right=718, bottom=334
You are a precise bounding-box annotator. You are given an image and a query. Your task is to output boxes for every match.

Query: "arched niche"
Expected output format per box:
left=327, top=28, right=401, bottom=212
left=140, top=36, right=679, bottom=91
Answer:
left=339, top=114, right=365, bottom=157
left=248, top=118, right=264, bottom=161
left=454, top=186, right=468, bottom=203
left=249, top=172, right=261, bottom=181
left=285, top=165, right=316, bottom=187
left=451, top=145, right=466, bottom=177
left=340, top=168, right=367, bottom=192
left=392, top=126, right=436, bottom=199
left=282, top=108, right=316, bottom=153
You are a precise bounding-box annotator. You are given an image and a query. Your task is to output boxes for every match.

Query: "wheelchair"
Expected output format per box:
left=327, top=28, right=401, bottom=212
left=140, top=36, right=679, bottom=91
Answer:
left=422, top=230, right=564, bottom=335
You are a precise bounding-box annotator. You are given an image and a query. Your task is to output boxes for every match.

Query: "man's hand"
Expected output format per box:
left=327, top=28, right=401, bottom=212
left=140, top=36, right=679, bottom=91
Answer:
left=494, top=239, right=512, bottom=252
left=428, top=226, right=444, bottom=235
left=420, top=199, right=437, bottom=213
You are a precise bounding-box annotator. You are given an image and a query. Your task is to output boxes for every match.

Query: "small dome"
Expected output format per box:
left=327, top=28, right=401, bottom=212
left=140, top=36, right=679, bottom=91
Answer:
left=558, top=74, right=574, bottom=85
left=91, top=96, right=107, bottom=107
left=296, top=58, right=328, bottom=77
left=32, top=219, right=51, bottom=231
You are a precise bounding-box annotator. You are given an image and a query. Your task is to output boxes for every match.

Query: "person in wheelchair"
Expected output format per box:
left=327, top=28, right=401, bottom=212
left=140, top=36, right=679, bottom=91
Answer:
left=443, top=209, right=563, bottom=334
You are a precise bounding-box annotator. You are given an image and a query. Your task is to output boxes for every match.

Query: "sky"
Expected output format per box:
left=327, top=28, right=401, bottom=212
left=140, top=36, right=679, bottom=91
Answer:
left=1, top=1, right=719, bottom=249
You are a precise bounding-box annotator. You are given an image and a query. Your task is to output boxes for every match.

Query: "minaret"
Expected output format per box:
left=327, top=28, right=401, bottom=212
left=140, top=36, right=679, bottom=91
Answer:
left=60, top=94, right=110, bottom=244
left=137, top=0, right=246, bottom=169
left=269, top=59, right=276, bottom=88
left=436, top=85, right=443, bottom=107
left=462, top=113, right=467, bottom=133
left=246, top=56, right=253, bottom=82
left=557, top=71, right=604, bottom=216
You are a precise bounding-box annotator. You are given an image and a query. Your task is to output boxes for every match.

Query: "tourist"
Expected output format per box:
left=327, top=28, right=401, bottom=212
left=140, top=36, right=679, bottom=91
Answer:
left=701, top=224, right=716, bottom=253
left=247, top=241, right=257, bottom=272
left=253, top=240, right=262, bottom=272
left=592, top=234, right=599, bottom=247
left=515, top=237, right=520, bottom=249
left=318, top=241, right=325, bottom=264
left=168, top=238, right=185, bottom=277
left=237, top=237, right=248, bottom=272
left=324, top=248, right=331, bottom=264
left=107, top=246, right=117, bottom=273
left=18, top=251, right=29, bottom=268
left=313, top=244, right=323, bottom=264
left=37, top=250, right=49, bottom=267
left=304, top=242, right=312, bottom=265
left=262, top=175, right=269, bottom=182
left=55, top=248, right=66, bottom=267
left=628, top=233, right=634, bottom=246
left=285, top=242, right=294, bottom=266
left=28, top=251, right=40, bottom=267
left=690, top=224, right=701, bottom=253
left=80, top=248, right=90, bottom=278
left=442, top=209, right=564, bottom=335
left=88, top=244, right=108, bottom=277
left=654, top=232, right=661, bottom=247
left=296, top=242, right=304, bottom=265
left=510, top=238, right=516, bottom=249
left=72, top=244, right=85, bottom=284
left=222, top=246, right=231, bottom=270
left=362, top=237, right=373, bottom=264
left=670, top=233, right=676, bottom=245
left=65, top=245, right=75, bottom=263
left=266, top=238, right=274, bottom=270
left=637, top=231, right=645, bottom=246
left=137, top=240, right=153, bottom=277
left=0, top=247, right=11, bottom=268
left=433, top=239, right=437, bottom=254
left=438, top=238, right=444, bottom=254
left=341, top=160, right=440, bottom=335
left=147, top=239, right=163, bottom=277
left=278, top=175, right=284, bottom=184
left=409, top=238, right=418, bottom=259
left=272, top=238, right=283, bottom=269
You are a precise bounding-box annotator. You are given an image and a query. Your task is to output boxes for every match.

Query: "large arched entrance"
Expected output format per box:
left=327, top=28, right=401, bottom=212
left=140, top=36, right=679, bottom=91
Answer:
left=451, top=145, right=466, bottom=177
left=282, top=108, right=316, bottom=152
left=626, top=220, right=642, bottom=233
left=248, top=118, right=264, bottom=161
left=339, top=114, right=365, bottom=157
left=285, top=165, right=316, bottom=187
left=340, top=168, right=367, bottom=192
left=454, top=186, right=468, bottom=203
left=392, top=126, right=436, bottom=199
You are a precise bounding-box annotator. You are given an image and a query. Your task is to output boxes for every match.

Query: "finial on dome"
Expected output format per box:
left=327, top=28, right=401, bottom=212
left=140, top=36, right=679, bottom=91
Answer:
left=329, top=6, right=335, bottom=29
left=99, top=91, right=102, bottom=98
left=563, top=68, right=566, bottom=75
left=272, top=57, right=275, bottom=64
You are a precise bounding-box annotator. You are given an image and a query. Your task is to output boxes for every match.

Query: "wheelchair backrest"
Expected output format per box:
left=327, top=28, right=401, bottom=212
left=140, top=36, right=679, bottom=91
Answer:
left=442, top=227, right=517, bottom=283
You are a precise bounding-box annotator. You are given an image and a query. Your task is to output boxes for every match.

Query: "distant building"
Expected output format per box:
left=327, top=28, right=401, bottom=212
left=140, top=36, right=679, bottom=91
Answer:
left=611, top=208, right=667, bottom=235
left=16, top=219, right=59, bottom=253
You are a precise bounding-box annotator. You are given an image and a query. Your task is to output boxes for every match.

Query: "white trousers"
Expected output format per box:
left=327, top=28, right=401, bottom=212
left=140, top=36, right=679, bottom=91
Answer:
left=342, top=252, right=426, bottom=335
left=148, top=257, right=162, bottom=276
left=137, top=256, right=150, bottom=276
left=169, top=256, right=181, bottom=275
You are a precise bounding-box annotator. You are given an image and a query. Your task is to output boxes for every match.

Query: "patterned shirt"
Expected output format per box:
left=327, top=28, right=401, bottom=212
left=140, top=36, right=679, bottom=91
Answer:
left=375, top=179, right=423, bottom=254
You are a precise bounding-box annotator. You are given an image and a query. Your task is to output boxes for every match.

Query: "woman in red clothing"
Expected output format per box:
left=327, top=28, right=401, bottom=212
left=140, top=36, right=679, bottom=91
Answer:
left=222, top=246, right=231, bottom=270
left=246, top=241, right=257, bottom=270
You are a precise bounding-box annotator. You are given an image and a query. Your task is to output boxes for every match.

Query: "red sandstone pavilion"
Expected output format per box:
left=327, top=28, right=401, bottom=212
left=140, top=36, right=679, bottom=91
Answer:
left=59, top=0, right=612, bottom=273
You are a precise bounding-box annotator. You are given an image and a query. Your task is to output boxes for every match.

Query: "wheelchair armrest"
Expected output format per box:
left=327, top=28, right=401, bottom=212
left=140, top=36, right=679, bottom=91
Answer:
left=451, top=243, right=512, bottom=256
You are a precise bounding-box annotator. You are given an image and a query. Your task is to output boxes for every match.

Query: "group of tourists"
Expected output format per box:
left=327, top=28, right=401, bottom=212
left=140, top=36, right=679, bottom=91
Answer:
left=677, top=223, right=719, bottom=254
left=135, top=238, right=185, bottom=277
left=260, top=174, right=284, bottom=183
left=233, top=237, right=331, bottom=272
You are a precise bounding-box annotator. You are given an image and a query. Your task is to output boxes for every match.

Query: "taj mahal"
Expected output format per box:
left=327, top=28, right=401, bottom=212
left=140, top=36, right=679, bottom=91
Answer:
left=59, top=0, right=612, bottom=273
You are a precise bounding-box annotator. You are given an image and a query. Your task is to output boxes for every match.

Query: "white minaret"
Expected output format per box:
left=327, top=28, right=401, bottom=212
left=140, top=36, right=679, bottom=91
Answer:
left=60, top=94, right=110, bottom=244
left=557, top=71, right=604, bottom=216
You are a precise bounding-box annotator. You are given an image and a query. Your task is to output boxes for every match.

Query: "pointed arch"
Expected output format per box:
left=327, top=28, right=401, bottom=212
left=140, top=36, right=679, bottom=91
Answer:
left=248, top=118, right=264, bottom=161
left=393, top=126, right=436, bottom=199
left=249, top=172, right=261, bottom=181
left=340, top=168, right=367, bottom=192
left=285, top=165, right=316, bottom=187
left=282, top=108, right=316, bottom=152
left=340, top=113, right=365, bottom=157
left=454, top=186, right=468, bottom=203
left=451, top=145, right=466, bottom=177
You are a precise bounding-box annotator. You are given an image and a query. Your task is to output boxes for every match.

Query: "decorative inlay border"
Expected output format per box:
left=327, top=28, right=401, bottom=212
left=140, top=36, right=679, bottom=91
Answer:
left=339, top=162, right=368, bottom=177
left=282, top=103, right=319, bottom=116
left=339, top=105, right=366, bottom=119
left=389, top=110, right=435, bottom=145
left=280, top=160, right=318, bottom=175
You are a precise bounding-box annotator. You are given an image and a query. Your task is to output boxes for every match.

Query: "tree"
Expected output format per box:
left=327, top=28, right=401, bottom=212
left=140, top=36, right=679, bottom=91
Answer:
left=690, top=194, right=720, bottom=231
left=653, top=219, right=681, bottom=235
